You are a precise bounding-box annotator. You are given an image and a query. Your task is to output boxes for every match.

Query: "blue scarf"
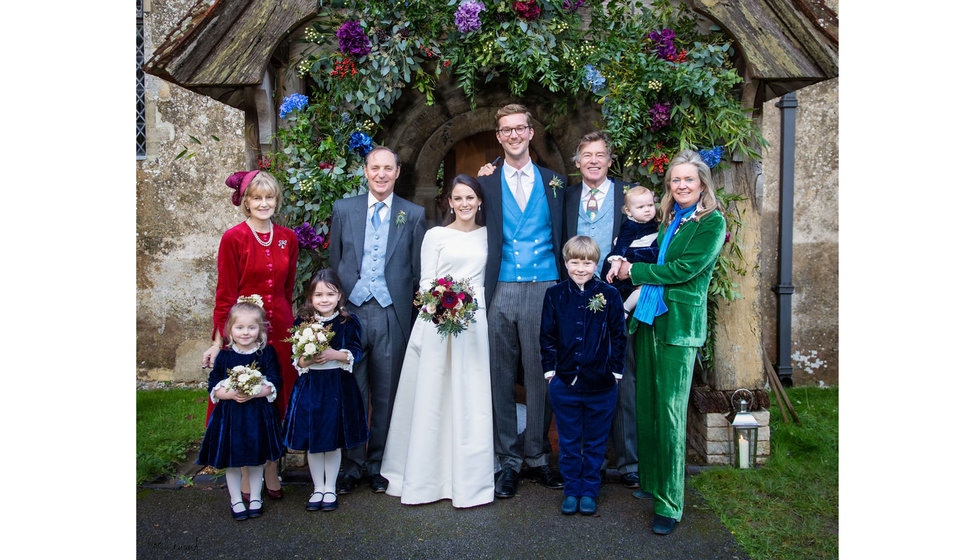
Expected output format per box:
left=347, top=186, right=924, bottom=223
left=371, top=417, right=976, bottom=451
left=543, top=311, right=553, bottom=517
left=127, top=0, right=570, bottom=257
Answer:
left=632, top=202, right=699, bottom=326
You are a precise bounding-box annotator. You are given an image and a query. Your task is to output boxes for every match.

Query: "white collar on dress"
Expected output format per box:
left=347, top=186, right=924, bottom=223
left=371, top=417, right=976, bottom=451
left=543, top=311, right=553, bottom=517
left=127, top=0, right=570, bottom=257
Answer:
left=231, top=343, right=260, bottom=354
left=313, top=312, right=340, bottom=322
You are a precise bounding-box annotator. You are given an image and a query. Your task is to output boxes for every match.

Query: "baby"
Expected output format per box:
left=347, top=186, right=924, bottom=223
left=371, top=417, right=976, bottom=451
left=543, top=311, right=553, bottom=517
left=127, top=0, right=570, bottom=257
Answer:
left=603, top=186, right=660, bottom=312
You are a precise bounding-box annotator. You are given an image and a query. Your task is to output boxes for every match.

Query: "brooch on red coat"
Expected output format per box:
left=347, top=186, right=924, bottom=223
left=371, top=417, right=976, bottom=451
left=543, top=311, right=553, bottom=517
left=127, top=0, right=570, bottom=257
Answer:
left=278, top=239, right=288, bottom=249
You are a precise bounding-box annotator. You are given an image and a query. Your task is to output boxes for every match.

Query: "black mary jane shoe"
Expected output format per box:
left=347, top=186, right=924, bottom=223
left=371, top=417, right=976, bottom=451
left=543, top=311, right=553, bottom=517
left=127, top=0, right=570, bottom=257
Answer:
left=306, top=492, right=324, bottom=511
left=320, top=492, right=338, bottom=512
left=230, top=501, right=248, bottom=521
left=652, top=514, right=677, bottom=535
left=247, top=499, right=264, bottom=518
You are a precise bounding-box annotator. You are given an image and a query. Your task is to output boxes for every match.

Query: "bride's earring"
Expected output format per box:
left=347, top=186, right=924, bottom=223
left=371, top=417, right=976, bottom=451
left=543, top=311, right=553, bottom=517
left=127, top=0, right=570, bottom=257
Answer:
left=450, top=208, right=455, bottom=215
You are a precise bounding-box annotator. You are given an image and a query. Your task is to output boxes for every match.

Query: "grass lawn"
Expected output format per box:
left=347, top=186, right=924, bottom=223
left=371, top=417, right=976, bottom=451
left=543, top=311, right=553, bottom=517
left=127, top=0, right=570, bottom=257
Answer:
left=136, top=388, right=208, bottom=485
left=692, top=386, right=838, bottom=560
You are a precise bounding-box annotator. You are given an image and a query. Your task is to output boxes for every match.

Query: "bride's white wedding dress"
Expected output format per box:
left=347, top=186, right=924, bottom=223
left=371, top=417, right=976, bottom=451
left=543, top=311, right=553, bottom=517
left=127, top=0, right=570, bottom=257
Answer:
left=380, top=226, right=494, bottom=508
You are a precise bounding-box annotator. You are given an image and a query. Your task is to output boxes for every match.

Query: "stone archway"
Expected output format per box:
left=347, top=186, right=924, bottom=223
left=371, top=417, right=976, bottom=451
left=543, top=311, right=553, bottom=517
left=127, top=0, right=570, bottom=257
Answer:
left=379, top=79, right=601, bottom=224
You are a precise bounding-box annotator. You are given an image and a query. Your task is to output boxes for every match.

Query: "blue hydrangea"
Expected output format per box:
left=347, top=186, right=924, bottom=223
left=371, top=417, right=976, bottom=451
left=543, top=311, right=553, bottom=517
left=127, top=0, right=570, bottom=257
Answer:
left=348, top=131, right=374, bottom=157
left=698, top=146, right=725, bottom=168
left=278, top=94, right=309, bottom=118
left=582, top=64, right=606, bottom=94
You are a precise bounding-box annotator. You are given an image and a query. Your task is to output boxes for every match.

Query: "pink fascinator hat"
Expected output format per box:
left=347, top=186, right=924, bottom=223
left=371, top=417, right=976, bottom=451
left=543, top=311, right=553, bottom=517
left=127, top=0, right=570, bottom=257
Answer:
left=225, top=170, right=260, bottom=206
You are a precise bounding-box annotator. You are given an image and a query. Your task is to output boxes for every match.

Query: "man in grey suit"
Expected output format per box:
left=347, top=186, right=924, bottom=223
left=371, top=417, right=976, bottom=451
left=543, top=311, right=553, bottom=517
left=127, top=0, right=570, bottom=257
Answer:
left=328, top=146, right=426, bottom=494
left=477, top=104, right=565, bottom=498
left=562, top=131, right=640, bottom=489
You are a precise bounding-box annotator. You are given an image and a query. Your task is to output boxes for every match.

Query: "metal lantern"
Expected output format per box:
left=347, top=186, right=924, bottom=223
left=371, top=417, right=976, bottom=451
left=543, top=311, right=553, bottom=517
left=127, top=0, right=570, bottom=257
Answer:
left=730, top=389, right=760, bottom=469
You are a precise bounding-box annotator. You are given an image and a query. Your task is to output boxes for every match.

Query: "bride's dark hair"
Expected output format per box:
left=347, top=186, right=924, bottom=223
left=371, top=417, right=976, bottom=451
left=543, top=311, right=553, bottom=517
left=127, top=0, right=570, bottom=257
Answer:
left=442, top=174, right=485, bottom=226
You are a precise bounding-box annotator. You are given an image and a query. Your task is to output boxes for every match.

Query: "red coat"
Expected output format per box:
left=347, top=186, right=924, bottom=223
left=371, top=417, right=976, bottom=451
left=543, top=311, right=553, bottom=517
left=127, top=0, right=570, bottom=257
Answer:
left=207, top=221, right=299, bottom=422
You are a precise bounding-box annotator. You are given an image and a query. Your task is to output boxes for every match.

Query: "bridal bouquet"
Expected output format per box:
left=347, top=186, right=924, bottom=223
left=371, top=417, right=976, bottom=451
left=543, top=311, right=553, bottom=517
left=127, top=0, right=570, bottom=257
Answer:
left=414, top=275, right=478, bottom=339
left=284, top=320, right=335, bottom=360
left=225, top=361, right=267, bottom=396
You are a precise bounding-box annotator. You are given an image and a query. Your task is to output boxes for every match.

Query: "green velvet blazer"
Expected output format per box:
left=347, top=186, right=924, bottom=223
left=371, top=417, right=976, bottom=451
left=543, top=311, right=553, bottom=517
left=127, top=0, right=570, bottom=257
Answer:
left=630, top=209, right=726, bottom=347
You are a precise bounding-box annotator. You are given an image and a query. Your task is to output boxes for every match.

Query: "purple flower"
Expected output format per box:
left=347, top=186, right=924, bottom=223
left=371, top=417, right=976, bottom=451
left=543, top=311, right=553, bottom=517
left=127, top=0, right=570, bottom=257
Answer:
left=337, top=21, right=371, bottom=57
left=454, top=1, right=485, bottom=34
left=294, top=222, right=324, bottom=249
left=648, top=102, right=671, bottom=131
left=647, top=28, right=678, bottom=61
left=562, top=0, right=584, bottom=11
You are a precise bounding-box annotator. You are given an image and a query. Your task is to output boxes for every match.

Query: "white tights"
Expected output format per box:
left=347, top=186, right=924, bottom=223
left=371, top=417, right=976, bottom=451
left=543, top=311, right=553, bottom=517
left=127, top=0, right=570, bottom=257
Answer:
left=306, top=450, right=341, bottom=495
left=226, top=465, right=264, bottom=511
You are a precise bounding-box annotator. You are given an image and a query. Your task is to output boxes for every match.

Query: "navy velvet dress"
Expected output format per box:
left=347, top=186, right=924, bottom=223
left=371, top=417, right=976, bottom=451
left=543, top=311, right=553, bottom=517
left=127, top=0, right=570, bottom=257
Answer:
left=282, top=313, right=369, bottom=453
left=197, top=345, right=285, bottom=469
left=600, top=217, right=660, bottom=302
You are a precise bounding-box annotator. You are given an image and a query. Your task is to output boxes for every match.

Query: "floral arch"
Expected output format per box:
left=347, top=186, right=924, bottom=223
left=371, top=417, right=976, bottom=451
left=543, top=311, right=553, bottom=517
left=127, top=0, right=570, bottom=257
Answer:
left=261, top=0, right=766, bottom=368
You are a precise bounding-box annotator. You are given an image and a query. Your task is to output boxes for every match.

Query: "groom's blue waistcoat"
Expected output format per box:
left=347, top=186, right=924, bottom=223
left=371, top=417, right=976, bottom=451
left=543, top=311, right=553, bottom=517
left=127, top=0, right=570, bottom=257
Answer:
left=499, top=167, right=559, bottom=282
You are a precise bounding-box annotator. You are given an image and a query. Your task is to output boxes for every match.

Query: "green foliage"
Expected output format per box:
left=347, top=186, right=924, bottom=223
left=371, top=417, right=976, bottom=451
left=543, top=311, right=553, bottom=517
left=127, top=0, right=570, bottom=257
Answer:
left=136, top=388, right=208, bottom=485
left=272, top=0, right=768, bottom=359
left=692, top=387, right=839, bottom=560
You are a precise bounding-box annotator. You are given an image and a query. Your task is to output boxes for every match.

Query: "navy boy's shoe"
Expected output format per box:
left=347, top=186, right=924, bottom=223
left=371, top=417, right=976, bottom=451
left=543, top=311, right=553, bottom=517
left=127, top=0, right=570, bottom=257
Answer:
left=561, top=496, right=579, bottom=515
left=578, top=496, right=597, bottom=515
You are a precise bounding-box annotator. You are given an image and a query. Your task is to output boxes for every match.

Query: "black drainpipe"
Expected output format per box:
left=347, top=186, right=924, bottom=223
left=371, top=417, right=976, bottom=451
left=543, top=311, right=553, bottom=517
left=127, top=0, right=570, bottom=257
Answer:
left=773, top=92, right=797, bottom=386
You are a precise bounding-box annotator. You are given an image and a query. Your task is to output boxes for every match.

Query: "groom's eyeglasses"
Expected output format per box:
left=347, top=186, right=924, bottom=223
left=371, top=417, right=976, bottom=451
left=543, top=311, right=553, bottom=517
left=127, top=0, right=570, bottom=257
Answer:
left=496, top=125, right=530, bottom=137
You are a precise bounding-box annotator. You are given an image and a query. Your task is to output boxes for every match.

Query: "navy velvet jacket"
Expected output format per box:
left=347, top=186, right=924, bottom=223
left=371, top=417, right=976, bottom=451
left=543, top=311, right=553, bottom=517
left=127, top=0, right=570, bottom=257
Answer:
left=540, top=278, right=627, bottom=392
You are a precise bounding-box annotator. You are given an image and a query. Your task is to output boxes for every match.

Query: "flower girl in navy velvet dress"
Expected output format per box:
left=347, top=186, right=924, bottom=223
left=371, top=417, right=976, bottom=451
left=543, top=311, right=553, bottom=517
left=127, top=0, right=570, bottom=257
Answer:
left=282, top=269, right=368, bottom=512
left=197, top=297, right=285, bottom=521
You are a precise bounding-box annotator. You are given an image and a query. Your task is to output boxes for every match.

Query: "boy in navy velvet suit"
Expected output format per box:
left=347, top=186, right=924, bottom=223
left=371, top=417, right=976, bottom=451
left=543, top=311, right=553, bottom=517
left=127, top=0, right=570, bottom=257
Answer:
left=540, top=236, right=627, bottom=516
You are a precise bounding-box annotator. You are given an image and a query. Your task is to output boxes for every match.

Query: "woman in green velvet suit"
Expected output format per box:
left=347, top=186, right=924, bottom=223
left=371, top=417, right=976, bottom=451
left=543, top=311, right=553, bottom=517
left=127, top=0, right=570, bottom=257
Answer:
left=616, top=150, right=726, bottom=535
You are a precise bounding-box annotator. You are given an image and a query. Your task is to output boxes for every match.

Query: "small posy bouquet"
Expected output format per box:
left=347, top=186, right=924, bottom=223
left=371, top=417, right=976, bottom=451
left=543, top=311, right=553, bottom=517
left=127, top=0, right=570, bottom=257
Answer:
left=226, top=361, right=266, bottom=397
left=414, top=275, right=478, bottom=339
left=284, top=320, right=335, bottom=360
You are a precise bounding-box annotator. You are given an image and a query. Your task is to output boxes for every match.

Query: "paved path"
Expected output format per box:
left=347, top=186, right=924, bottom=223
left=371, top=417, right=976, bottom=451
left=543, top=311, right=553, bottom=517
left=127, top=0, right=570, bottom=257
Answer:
left=137, top=470, right=748, bottom=559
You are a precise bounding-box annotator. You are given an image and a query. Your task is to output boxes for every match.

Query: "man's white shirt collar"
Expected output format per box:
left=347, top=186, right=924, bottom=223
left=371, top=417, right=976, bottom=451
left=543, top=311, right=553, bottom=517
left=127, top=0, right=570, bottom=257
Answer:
left=580, top=178, right=611, bottom=199
left=367, top=191, right=394, bottom=208
left=502, top=160, right=534, bottom=180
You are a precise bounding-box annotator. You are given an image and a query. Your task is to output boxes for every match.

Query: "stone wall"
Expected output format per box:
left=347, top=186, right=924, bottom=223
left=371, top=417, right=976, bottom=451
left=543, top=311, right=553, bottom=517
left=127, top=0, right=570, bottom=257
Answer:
left=760, top=78, right=839, bottom=386
left=138, top=0, right=248, bottom=382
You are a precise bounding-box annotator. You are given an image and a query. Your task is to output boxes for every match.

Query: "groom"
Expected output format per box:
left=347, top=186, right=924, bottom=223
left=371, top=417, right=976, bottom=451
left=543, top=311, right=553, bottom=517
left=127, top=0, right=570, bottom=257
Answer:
left=478, top=104, right=566, bottom=498
left=328, top=146, right=426, bottom=494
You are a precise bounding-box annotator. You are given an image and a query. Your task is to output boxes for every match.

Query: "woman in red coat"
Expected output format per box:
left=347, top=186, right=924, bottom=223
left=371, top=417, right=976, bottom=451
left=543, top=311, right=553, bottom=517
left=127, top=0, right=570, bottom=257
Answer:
left=202, top=169, right=299, bottom=499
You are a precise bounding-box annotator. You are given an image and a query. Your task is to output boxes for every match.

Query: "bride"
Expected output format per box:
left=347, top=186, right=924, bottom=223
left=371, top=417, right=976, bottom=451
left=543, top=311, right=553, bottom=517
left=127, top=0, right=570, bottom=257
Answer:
left=380, top=174, right=494, bottom=508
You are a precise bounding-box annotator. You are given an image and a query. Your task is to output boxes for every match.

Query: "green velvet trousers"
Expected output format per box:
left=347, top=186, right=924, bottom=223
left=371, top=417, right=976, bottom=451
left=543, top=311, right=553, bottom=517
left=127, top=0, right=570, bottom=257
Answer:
left=635, top=323, right=697, bottom=521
